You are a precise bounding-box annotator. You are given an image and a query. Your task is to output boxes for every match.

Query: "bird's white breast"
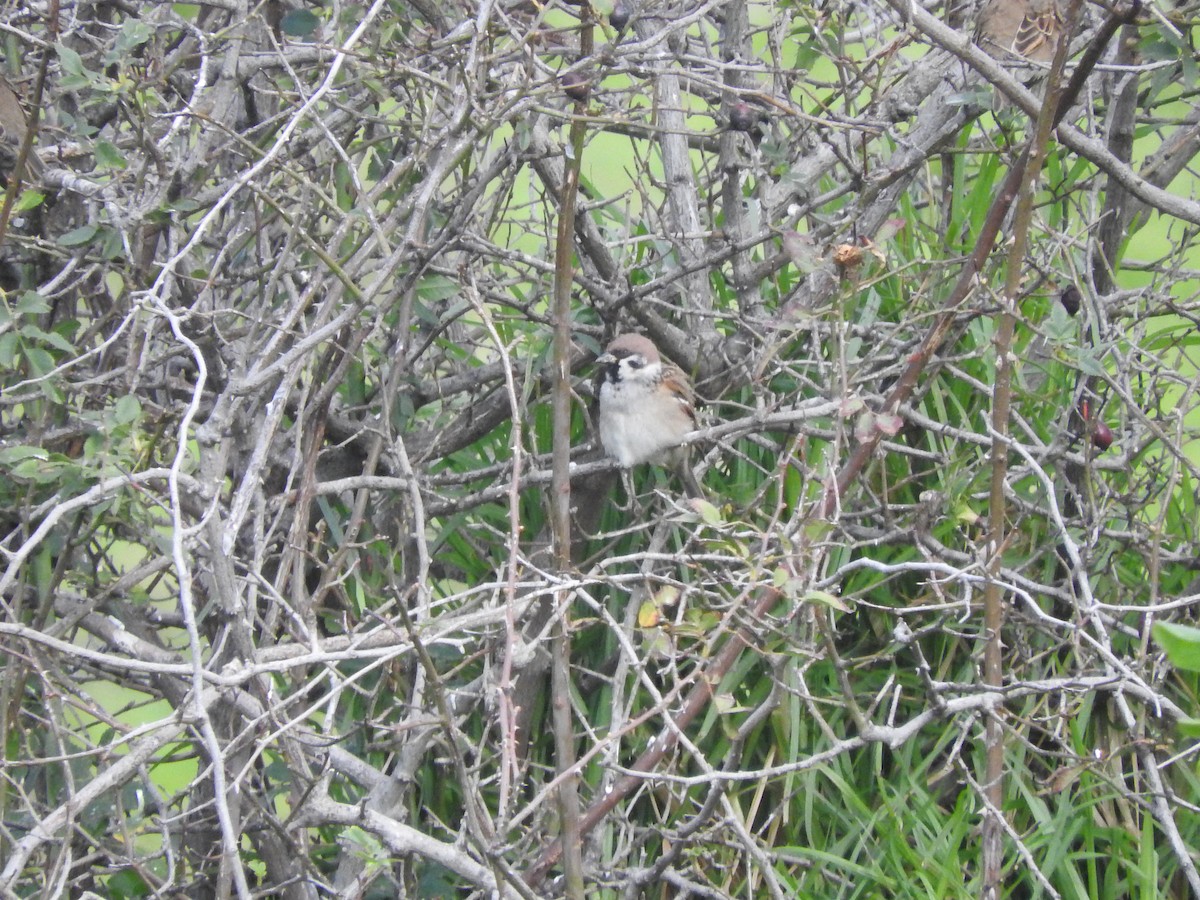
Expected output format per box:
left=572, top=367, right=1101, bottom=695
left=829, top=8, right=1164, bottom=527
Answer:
left=598, top=377, right=679, bottom=467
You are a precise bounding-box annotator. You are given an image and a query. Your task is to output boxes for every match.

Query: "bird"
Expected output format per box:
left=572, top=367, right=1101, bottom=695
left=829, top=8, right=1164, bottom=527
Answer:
left=976, top=0, right=1067, bottom=112
left=977, top=0, right=1066, bottom=66
left=596, top=333, right=705, bottom=498
left=0, top=75, right=43, bottom=184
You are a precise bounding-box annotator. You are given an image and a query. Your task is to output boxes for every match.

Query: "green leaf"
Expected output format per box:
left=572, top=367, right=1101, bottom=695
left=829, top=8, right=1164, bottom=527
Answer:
left=59, top=224, right=99, bottom=247
left=16, top=291, right=50, bottom=315
left=114, top=395, right=142, bottom=425
left=1153, top=622, right=1200, bottom=672
left=0, top=446, right=49, bottom=465
left=56, top=42, right=86, bottom=77
left=342, top=825, right=387, bottom=864
left=100, top=226, right=125, bottom=260
left=1176, top=717, right=1200, bottom=738
left=114, top=19, right=153, bottom=55
left=12, top=456, right=65, bottom=484
left=280, top=9, right=320, bottom=36
left=104, top=869, right=149, bottom=896
left=0, top=333, right=17, bottom=367
left=94, top=140, right=127, bottom=171
left=713, top=693, right=737, bottom=713
left=803, top=589, right=851, bottom=612
left=653, top=584, right=680, bottom=608
left=416, top=274, right=460, bottom=303
left=14, top=190, right=45, bottom=213
left=23, top=345, right=54, bottom=376
left=20, top=325, right=75, bottom=354
left=637, top=601, right=660, bottom=629
left=105, top=271, right=125, bottom=301
left=689, top=497, right=723, bottom=526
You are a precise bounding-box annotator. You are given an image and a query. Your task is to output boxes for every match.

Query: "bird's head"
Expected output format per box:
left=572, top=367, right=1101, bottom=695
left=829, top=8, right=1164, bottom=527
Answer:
left=596, top=334, right=662, bottom=385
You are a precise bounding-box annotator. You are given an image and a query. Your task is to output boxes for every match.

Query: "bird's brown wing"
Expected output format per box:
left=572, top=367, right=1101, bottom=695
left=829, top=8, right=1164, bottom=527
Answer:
left=661, top=365, right=699, bottom=427
left=1013, top=6, right=1064, bottom=61
left=978, top=0, right=1064, bottom=64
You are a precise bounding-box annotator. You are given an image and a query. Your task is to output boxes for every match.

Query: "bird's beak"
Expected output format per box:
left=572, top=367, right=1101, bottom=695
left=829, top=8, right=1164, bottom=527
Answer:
left=596, top=352, right=616, bottom=365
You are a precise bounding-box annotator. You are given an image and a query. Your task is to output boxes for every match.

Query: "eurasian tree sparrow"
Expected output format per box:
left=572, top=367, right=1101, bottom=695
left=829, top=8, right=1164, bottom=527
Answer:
left=978, top=0, right=1065, bottom=65
left=596, top=333, right=704, bottom=498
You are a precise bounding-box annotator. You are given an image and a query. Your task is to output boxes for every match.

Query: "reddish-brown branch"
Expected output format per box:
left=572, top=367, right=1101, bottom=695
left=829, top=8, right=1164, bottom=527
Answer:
left=547, top=9, right=595, bottom=898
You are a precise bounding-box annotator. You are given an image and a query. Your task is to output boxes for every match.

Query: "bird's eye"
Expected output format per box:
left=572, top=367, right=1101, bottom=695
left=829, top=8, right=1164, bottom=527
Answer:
left=626, top=357, right=644, bottom=369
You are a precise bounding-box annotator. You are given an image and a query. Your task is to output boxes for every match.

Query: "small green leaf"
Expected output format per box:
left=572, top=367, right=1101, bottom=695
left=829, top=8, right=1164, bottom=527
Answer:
left=416, top=274, right=460, bottom=303
left=1176, top=717, right=1200, bottom=738
left=94, top=140, right=127, bottom=171
left=689, top=497, right=723, bottom=526
left=653, top=584, right=680, bottom=607
left=1075, top=346, right=1108, bottom=377
left=59, top=225, right=99, bottom=247
left=1153, top=622, right=1200, bottom=672
left=803, top=590, right=851, bottom=612
left=23, top=345, right=54, bottom=376
left=342, top=825, right=387, bottom=865
left=20, top=325, right=75, bottom=354
left=14, top=190, right=45, bottom=213
left=16, top=291, right=50, bottom=316
left=0, top=333, right=17, bottom=367
left=103, top=870, right=149, bottom=896
left=12, top=457, right=64, bottom=483
left=946, top=86, right=991, bottom=107
left=853, top=410, right=874, bottom=442
left=114, top=19, right=153, bottom=55
left=114, top=395, right=141, bottom=425
left=56, top=42, right=86, bottom=77
left=101, top=226, right=125, bottom=260
left=955, top=504, right=980, bottom=525
left=0, top=446, right=49, bottom=465
left=713, top=693, right=736, bottom=713
left=105, top=271, right=125, bottom=301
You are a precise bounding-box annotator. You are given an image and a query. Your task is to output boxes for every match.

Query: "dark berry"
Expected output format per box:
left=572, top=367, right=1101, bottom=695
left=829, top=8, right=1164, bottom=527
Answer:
left=561, top=71, right=591, bottom=102
left=729, top=101, right=757, bottom=132
left=1092, top=421, right=1114, bottom=451
left=1060, top=285, right=1081, bottom=316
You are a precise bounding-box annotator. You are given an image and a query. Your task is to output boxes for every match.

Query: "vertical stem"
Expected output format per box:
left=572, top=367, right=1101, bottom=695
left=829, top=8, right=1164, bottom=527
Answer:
left=0, top=1, right=57, bottom=856
left=980, top=282, right=1014, bottom=900
left=0, top=2, right=53, bottom=251
left=549, top=8, right=593, bottom=897
left=981, top=3, right=1083, bottom=895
